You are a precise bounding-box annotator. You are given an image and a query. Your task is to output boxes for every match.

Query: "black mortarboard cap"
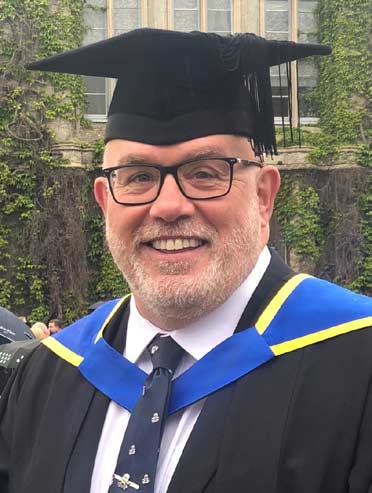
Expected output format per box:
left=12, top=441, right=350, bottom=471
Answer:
left=27, top=28, right=331, bottom=155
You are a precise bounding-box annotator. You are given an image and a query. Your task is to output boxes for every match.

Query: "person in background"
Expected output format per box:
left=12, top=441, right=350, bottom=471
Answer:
left=30, top=322, right=50, bottom=340
left=48, top=318, right=62, bottom=334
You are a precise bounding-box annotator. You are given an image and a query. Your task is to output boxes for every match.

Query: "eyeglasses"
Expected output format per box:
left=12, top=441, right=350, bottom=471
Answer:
left=102, top=157, right=263, bottom=206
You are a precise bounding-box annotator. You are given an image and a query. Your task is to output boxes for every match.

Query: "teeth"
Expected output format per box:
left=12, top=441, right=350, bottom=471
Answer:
left=151, top=238, right=202, bottom=251
left=174, top=239, right=183, bottom=250
left=166, top=239, right=175, bottom=251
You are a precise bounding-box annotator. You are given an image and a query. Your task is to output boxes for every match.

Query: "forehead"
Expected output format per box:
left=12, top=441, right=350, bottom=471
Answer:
left=103, top=134, right=255, bottom=166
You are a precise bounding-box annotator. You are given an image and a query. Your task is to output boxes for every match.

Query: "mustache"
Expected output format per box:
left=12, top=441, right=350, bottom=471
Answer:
left=131, top=219, right=218, bottom=247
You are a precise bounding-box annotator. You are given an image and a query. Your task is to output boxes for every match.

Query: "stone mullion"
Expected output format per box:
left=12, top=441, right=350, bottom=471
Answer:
left=290, top=0, right=299, bottom=127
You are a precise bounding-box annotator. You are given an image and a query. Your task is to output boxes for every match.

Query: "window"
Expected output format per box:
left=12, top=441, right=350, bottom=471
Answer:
left=265, top=1, right=290, bottom=120
left=297, top=0, right=320, bottom=119
left=265, top=0, right=289, bottom=41
left=173, top=0, right=233, bottom=34
left=83, top=0, right=107, bottom=119
left=206, top=0, right=233, bottom=35
left=265, top=0, right=320, bottom=121
left=112, top=0, right=141, bottom=35
left=83, top=0, right=141, bottom=119
left=174, top=0, right=200, bottom=31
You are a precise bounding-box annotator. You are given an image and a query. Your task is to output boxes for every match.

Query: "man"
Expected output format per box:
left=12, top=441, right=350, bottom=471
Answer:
left=0, top=28, right=371, bottom=493
left=48, top=318, right=62, bottom=334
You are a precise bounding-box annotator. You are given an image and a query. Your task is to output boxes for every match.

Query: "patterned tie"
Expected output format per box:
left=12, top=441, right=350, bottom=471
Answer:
left=109, top=335, right=184, bottom=492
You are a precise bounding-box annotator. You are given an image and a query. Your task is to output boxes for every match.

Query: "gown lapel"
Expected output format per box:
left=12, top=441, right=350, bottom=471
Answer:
left=168, top=251, right=294, bottom=493
left=62, top=304, right=130, bottom=493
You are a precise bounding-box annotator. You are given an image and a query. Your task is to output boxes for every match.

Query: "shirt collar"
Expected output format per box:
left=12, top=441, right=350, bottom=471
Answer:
left=126, top=246, right=271, bottom=363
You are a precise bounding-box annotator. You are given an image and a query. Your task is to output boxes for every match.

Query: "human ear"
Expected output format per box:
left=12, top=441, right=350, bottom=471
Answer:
left=94, top=176, right=109, bottom=216
left=256, top=165, right=281, bottom=227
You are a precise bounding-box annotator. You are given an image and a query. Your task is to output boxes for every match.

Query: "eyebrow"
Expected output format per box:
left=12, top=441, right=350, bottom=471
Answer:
left=114, top=147, right=229, bottom=166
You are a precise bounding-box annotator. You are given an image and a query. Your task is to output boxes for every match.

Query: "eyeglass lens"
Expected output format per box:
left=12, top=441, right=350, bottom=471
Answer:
left=109, top=159, right=231, bottom=204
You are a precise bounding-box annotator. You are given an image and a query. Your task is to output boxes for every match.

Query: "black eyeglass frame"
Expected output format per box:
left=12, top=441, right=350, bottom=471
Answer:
left=102, top=157, right=263, bottom=206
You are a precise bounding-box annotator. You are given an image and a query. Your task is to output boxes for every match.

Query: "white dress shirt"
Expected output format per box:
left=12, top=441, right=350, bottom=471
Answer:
left=90, top=247, right=271, bottom=493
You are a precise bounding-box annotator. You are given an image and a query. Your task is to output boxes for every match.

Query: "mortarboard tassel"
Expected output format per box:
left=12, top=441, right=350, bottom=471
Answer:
left=278, top=63, right=286, bottom=147
left=286, top=62, right=294, bottom=144
left=213, top=33, right=277, bottom=157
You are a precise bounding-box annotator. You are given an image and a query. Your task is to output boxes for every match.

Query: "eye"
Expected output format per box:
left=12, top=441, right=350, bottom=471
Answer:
left=112, top=166, right=159, bottom=187
left=191, top=168, right=218, bottom=179
left=181, top=160, right=229, bottom=182
left=127, top=172, right=155, bottom=184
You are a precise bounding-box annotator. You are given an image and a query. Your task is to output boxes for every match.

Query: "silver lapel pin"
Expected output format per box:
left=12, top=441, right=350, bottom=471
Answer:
left=113, top=473, right=140, bottom=490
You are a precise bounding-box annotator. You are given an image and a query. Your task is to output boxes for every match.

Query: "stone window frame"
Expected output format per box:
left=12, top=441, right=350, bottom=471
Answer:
left=84, top=0, right=320, bottom=125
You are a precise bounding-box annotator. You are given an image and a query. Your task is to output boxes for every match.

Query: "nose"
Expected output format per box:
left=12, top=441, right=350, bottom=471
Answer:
left=148, top=175, right=195, bottom=222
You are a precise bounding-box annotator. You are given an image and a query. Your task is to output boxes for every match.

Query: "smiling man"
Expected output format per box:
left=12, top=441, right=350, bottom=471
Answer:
left=95, top=135, right=275, bottom=330
left=1, top=28, right=372, bottom=493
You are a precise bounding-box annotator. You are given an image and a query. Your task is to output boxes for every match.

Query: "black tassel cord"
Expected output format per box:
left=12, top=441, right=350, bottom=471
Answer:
left=215, top=32, right=278, bottom=157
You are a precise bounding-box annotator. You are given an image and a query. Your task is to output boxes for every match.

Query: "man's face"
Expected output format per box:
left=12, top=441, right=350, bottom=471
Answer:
left=94, top=134, right=280, bottom=329
left=48, top=322, right=60, bottom=334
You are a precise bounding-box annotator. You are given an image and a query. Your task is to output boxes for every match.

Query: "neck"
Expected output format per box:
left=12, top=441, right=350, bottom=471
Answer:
left=134, top=300, right=212, bottom=331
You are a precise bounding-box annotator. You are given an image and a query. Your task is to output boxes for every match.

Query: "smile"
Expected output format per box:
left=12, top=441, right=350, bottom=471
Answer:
left=149, top=238, right=205, bottom=251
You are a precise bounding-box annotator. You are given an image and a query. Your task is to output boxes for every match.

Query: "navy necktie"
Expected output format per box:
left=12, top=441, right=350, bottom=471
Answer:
left=109, top=335, right=184, bottom=492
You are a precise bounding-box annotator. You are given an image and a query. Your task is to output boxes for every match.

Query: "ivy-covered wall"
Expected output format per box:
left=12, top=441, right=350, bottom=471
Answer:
left=310, top=0, right=371, bottom=162
left=0, top=0, right=128, bottom=324
left=272, top=0, right=371, bottom=293
left=271, top=165, right=370, bottom=292
left=0, top=0, right=370, bottom=325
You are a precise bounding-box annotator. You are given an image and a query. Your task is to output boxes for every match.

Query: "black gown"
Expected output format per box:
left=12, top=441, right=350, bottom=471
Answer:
left=1, top=252, right=372, bottom=493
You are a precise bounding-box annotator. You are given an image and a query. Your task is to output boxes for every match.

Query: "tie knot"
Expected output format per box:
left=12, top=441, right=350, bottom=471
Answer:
left=148, top=335, right=184, bottom=375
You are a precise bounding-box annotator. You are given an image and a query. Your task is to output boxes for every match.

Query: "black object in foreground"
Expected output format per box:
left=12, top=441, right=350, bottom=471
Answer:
left=0, top=306, right=35, bottom=345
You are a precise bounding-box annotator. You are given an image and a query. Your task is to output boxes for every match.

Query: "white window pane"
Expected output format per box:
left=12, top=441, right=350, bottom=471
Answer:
left=174, top=10, right=199, bottom=31
left=208, top=0, right=231, bottom=9
left=266, top=0, right=288, bottom=11
left=83, top=76, right=106, bottom=94
left=207, top=10, right=231, bottom=32
left=271, top=90, right=289, bottom=117
left=298, top=1, right=318, bottom=41
left=86, top=94, right=106, bottom=115
left=266, top=31, right=289, bottom=40
left=113, top=0, right=139, bottom=7
left=113, top=9, right=140, bottom=33
left=83, top=2, right=108, bottom=117
left=265, top=11, right=288, bottom=32
left=298, top=59, right=318, bottom=87
left=298, top=58, right=319, bottom=117
left=175, top=0, right=198, bottom=8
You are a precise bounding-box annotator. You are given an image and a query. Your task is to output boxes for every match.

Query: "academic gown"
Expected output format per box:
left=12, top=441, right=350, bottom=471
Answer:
left=1, top=252, right=372, bottom=493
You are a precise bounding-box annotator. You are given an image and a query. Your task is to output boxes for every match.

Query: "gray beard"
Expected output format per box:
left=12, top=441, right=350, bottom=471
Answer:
left=106, top=205, right=262, bottom=327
